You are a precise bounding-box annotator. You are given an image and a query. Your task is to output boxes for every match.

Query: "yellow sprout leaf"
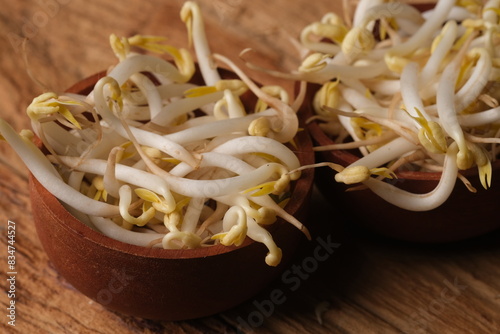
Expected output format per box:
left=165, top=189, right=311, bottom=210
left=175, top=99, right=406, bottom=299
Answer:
left=27, top=92, right=84, bottom=129
left=243, top=172, right=290, bottom=196
left=93, top=190, right=103, bottom=201
left=128, top=35, right=169, bottom=53
left=370, top=167, right=397, bottom=180
left=109, top=33, right=129, bottom=60
left=134, top=188, right=175, bottom=214
left=351, top=117, right=383, bottom=139
left=314, top=80, right=340, bottom=115
left=405, top=107, right=447, bottom=154
left=184, top=80, right=247, bottom=98
left=452, top=27, right=475, bottom=51
left=212, top=223, right=247, bottom=247
left=341, top=27, right=375, bottom=61
left=478, top=161, right=492, bottom=189
left=384, top=53, right=410, bottom=74
left=243, top=181, right=277, bottom=197
left=250, top=152, right=282, bottom=163
left=160, top=157, right=182, bottom=164
left=57, top=105, right=82, bottom=129
left=469, top=143, right=493, bottom=189
left=484, top=7, right=500, bottom=16
left=103, top=79, right=124, bottom=111
left=135, top=188, right=162, bottom=204
left=278, top=197, right=290, bottom=208
left=184, top=85, right=218, bottom=98
left=215, top=80, right=248, bottom=96
left=127, top=34, right=195, bottom=80
left=211, top=232, right=227, bottom=243
left=299, top=53, right=329, bottom=73
left=90, top=176, right=108, bottom=201
left=116, top=141, right=135, bottom=162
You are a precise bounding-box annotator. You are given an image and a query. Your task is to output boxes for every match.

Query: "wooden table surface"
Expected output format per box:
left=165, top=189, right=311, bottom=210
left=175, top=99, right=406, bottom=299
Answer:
left=1, top=1, right=500, bottom=333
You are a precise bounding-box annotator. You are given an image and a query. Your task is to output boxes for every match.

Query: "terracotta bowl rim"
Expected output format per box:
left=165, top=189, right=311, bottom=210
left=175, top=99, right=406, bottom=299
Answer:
left=30, top=70, right=315, bottom=260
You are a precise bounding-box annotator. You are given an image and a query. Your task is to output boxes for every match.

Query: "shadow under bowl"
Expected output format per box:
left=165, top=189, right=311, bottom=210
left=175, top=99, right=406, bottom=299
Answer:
left=301, top=84, right=500, bottom=243
left=29, top=69, right=315, bottom=321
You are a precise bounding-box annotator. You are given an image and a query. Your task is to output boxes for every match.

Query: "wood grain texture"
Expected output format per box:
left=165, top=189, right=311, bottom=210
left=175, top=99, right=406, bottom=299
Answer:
left=1, top=1, right=500, bottom=333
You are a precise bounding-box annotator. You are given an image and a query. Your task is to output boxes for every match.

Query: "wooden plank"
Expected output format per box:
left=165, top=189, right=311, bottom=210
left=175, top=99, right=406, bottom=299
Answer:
left=1, top=1, right=499, bottom=333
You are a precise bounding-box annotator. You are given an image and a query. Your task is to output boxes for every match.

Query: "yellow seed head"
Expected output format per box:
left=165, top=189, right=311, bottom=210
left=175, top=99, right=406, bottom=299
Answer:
left=248, top=117, right=271, bottom=137
left=341, top=27, right=375, bottom=62
left=334, top=166, right=371, bottom=184
left=299, top=53, right=329, bottom=73
left=314, top=81, right=340, bottom=116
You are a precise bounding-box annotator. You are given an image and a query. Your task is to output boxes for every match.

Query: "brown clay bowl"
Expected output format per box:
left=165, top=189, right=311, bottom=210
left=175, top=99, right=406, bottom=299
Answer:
left=29, top=68, right=315, bottom=321
left=302, top=83, right=500, bottom=243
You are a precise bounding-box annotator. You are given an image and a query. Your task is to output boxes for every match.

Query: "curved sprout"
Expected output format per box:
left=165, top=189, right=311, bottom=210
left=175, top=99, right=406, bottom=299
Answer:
left=213, top=53, right=299, bottom=143
left=436, top=44, right=473, bottom=170
left=212, top=205, right=248, bottom=247
left=388, top=0, right=455, bottom=57
left=51, top=155, right=293, bottom=199
left=419, top=20, right=458, bottom=86
left=93, top=76, right=200, bottom=168
left=90, top=216, right=165, bottom=247
left=0, top=120, right=120, bottom=217
left=363, top=143, right=459, bottom=211
left=181, top=1, right=221, bottom=85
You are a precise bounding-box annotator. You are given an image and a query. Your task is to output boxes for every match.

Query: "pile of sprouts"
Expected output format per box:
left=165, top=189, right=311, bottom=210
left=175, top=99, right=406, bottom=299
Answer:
left=250, top=0, right=500, bottom=211
left=0, top=2, right=310, bottom=267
